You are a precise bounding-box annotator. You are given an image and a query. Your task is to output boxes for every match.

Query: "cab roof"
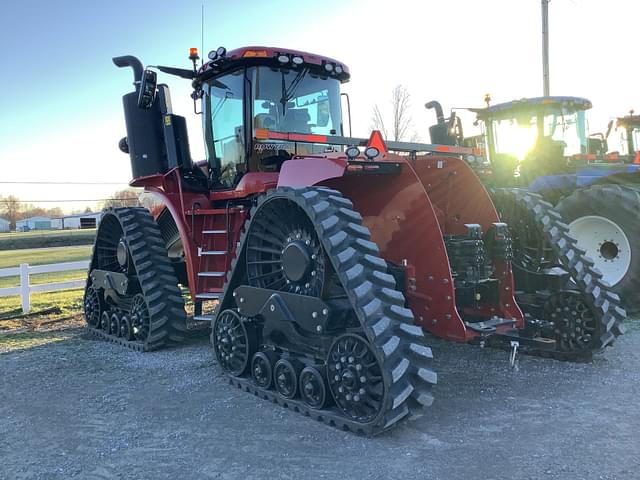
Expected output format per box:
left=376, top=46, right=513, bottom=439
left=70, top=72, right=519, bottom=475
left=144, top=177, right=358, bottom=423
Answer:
left=196, top=45, right=350, bottom=83
left=473, top=96, right=592, bottom=120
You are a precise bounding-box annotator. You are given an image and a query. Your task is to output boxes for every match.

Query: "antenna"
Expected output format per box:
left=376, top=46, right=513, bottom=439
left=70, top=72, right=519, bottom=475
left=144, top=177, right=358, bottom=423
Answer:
left=201, top=3, right=205, bottom=67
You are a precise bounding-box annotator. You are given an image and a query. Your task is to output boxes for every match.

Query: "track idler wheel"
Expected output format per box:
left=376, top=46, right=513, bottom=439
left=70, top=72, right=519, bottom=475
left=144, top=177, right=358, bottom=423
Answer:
left=274, top=358, right=302, bottom=400
left=130, top=294, right=150, bottom=342
left=327, top=334, right=384, bottom=422
left=83, top=286, right=101, bottom=327
left=299, top=366, right=328, bottom=409
left=544, top=291, right=597, bottom=353
left=213, top=310, right=256, bottom=377
left=251, top=351, right=277, bottom=388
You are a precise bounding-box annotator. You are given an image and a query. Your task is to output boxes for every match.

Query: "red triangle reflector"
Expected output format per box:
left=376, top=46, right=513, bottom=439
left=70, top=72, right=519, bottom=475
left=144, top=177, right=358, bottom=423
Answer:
left=367, top=130, right=388, bottom=154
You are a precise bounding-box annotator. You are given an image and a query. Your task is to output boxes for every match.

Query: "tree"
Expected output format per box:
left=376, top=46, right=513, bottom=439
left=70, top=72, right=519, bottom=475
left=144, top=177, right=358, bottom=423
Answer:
left=370, top=84, right=419, bottom=142
left=99, top=188, right=142, bottom=210
left=0, top=195, right=22, bottom=230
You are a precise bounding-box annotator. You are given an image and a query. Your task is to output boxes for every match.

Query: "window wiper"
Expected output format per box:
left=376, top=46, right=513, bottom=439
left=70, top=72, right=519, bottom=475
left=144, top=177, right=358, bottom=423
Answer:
left=212, top=91, right=234, bottom=120
left=280, top=68, right=308, bottom=115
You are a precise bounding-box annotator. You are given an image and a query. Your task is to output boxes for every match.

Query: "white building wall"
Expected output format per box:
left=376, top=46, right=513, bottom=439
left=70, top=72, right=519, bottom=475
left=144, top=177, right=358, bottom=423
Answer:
left=0, top=219, right=9, bottom=232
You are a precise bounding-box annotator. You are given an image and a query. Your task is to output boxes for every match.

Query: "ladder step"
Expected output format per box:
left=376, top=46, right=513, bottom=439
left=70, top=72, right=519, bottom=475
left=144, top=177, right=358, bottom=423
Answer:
left=193, top=315, right=214, bottom=322
left=203, top=230, right=227, bottom=234
left=196, top=292, right=222, bottom=300
left=200, top=250, right=227, bottom=256
left=198, top=271, right=227, bottom=278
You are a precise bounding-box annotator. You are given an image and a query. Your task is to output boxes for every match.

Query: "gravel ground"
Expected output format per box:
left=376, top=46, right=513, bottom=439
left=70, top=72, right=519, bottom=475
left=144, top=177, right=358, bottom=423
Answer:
left=1, top=321, right=639, bottom=480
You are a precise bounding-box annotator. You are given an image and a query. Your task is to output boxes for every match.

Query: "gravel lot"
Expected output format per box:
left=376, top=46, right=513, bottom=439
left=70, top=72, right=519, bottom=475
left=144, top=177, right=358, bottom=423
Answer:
left=1, top=321, right=639, bottom=480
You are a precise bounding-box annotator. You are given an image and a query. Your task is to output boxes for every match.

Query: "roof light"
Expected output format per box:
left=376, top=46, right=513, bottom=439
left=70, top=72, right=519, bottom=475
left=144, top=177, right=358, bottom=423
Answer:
left=189, top=48, right=199, bottom=60
left=345, top=146, right=360, bottom=159
left=335, top=65, right=343, bottom=74
left=216, top=46, right=227, bottom=57
left=243, top=49, right=268, bottom=58
left=324, top=63, right=334, bottom=72
left=292, top=56, right=304, bottom=65
left=208, top=50, right=218, bottom=60
left=277, top=54, right=290, bottom=64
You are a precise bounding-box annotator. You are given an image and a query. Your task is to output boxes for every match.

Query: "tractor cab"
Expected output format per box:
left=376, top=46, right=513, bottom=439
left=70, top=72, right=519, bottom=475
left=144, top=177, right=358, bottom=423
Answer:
left=610, top=114, right=640, bottom=161
left=116, top=47, right=350, bottom=196
left=472, top=96, right=591, bottom=184
left=195, top=47, right=349, bottom=190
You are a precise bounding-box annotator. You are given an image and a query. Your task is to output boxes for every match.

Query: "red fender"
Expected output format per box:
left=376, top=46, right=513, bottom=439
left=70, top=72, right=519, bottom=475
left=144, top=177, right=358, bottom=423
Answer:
left=321, top=154, right=523, bottom=342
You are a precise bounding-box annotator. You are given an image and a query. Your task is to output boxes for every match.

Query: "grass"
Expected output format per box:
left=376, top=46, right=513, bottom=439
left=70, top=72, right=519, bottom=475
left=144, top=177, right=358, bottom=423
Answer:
left=0, top=245, right=92, bottom=268
left=0, top=246, right=91, bottom=321
left=0, top=245, right=92, bottom=290
left=0, top=229, right=95, bottom=250
left=0, top=288, right=85, bottom=321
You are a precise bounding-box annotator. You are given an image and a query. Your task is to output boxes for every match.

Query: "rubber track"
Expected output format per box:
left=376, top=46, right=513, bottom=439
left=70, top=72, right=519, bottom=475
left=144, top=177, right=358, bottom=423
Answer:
left=494, top=188, right=626, bottom=356
left=85, top=207, right=187, bottom=351
left=556, top=184, right=640, bottom=314
left=214, top=187, right=437, bottom=435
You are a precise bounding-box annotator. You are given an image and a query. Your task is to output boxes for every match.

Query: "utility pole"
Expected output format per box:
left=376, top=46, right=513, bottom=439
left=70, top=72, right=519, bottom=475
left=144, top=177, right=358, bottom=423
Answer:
left=542, top=0, right=550, bottom=96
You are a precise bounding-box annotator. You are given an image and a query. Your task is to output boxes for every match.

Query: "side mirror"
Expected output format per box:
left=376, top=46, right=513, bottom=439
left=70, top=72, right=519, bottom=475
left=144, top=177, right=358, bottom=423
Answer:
left=137, top=69, right=157, bottom=109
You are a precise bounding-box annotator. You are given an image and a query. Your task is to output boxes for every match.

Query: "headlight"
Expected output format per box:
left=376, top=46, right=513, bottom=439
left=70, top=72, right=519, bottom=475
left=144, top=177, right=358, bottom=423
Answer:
left=345, top=146, right=360, bottom=159
left=364, top=147, right=380, bottom=159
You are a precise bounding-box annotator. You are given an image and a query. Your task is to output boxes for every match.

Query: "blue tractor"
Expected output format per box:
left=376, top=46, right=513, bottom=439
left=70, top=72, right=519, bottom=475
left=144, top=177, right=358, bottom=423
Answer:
left=427, top=97, right=640, bottom=313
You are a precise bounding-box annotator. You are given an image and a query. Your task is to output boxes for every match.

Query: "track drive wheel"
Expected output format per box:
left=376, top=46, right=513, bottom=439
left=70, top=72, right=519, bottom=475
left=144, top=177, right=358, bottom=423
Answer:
left=556, top=184, right=640, bottom=313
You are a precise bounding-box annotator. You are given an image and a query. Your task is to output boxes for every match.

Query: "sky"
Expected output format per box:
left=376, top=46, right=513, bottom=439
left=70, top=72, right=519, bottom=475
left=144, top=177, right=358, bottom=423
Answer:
left=0, top=0, right=638, bottom=212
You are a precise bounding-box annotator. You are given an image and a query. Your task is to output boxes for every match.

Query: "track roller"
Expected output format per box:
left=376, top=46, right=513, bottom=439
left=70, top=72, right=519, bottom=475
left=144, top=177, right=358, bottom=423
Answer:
left=251, top=351, right=277, bottom=388
left=299, top=366, right=328, bottom=409
left=274, top=358, right=302, bottom=399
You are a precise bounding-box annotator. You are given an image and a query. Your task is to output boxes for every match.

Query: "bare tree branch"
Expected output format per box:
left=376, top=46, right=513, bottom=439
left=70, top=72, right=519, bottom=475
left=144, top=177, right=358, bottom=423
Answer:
left=370, top=104, right=388, bottom=139
left=369, top=85, right=418, bottom=142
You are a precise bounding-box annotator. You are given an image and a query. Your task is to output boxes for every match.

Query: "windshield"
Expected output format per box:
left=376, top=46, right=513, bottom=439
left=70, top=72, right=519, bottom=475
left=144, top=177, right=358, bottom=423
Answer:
left=630, top=127, right=640, bottom=153
left=491, top=108, right=587, bottom=161
left=251, top=66, right=342, bottom=136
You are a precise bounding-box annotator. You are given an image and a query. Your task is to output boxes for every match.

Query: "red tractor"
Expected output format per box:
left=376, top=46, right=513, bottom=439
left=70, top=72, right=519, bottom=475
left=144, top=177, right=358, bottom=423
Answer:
left=84, top=46, right=624, bottom=434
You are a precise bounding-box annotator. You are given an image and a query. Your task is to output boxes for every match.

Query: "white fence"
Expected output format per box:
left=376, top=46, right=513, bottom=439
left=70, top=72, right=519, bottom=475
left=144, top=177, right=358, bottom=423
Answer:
left=0, top=261, right=89, bottom=313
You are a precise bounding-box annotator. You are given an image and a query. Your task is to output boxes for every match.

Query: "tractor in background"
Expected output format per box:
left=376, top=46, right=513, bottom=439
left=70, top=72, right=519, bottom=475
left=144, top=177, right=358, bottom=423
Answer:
left=426, top=96, right=640, bottom=313
left=84, top=47, right=624, bottom=435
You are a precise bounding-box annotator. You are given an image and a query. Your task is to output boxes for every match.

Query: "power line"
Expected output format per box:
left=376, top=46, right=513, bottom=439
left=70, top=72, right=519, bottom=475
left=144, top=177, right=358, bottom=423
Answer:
left=0, top=181, right=130, bottom=185
left=1, top=198, right=140, bottom=203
